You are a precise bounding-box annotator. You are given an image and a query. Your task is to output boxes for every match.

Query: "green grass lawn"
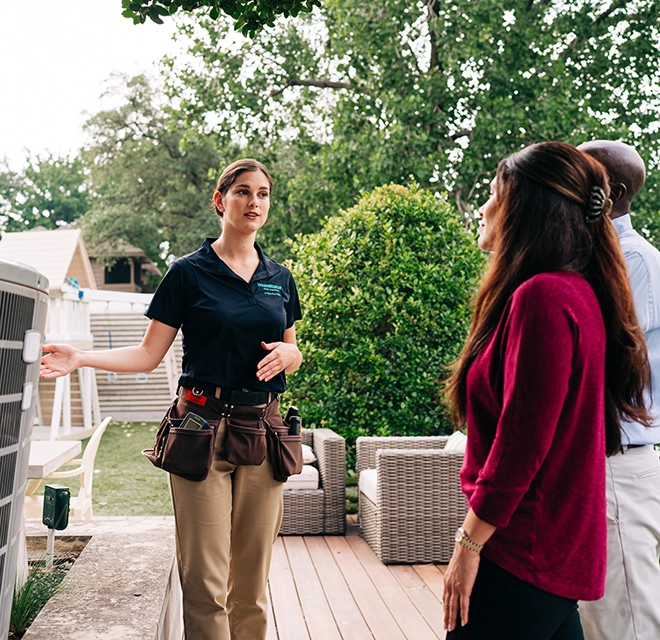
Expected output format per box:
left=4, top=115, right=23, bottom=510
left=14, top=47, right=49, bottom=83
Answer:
left=34, top=421, right=173, bottom=516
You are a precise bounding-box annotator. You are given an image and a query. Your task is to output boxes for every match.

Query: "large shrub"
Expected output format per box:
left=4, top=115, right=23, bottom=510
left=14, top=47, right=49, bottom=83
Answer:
left=285, top=183, right=486, bottom=460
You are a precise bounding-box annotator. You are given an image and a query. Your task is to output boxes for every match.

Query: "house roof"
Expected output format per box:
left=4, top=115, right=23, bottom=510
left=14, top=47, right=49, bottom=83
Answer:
left=88, top=238, right=161, bottom=277
left=0, top=228, right=97, bottom=290
left=89, top=237, right=151, bottom=259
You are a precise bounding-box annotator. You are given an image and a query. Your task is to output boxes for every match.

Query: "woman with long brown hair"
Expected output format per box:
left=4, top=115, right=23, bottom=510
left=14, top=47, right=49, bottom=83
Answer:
left=443, top=142, right=651, bottom=639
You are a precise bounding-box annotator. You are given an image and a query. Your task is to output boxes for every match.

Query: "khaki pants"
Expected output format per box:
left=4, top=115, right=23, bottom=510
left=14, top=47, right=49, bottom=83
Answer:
left=580, top=445, right=660, bottom=640
left=169, top=404, right=283, bottom=640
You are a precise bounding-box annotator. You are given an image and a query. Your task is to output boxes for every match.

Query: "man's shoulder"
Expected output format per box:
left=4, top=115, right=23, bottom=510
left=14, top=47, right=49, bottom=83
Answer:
left=620, top=228, right=660, bottom=262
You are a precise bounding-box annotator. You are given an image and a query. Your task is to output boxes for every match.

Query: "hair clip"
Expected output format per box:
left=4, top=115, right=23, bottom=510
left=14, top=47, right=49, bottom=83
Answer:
left=586, top=185, right=613, bottom=224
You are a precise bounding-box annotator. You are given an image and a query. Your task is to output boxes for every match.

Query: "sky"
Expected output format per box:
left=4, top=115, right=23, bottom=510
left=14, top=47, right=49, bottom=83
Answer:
left=0, top=0, right=180, bottom=169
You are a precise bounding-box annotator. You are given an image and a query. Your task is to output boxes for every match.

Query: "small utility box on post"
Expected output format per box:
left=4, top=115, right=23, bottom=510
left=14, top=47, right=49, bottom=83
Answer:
left=43, top=484, right=70, bottom=567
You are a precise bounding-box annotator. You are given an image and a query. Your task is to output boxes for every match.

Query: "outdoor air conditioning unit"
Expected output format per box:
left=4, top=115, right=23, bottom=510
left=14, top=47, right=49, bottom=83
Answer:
left=0, top=258, right=49, bottom=637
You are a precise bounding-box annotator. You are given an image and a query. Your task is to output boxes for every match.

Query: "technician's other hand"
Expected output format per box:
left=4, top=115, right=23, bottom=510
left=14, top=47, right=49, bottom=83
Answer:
left=257, top=341, right=300, bottom=382
left=40, top=344, right=82, bottom=379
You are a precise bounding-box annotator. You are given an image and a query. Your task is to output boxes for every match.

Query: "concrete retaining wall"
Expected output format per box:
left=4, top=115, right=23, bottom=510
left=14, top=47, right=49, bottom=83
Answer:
left=23, top=517, right=182, bottom=640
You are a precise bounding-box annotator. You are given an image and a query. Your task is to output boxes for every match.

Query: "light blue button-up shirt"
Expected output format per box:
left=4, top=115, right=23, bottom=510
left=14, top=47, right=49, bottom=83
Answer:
left=613, top=214, right=660, bottom=444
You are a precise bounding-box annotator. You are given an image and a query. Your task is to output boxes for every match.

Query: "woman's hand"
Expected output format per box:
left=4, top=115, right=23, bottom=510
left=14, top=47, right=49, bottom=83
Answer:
left=257, top=341, right=301, bottom=382
left=443, top=544, right=481, bottom=632
left=40, top=344, right=84, bottom=379
left=40, top=320, right=178, bottom=379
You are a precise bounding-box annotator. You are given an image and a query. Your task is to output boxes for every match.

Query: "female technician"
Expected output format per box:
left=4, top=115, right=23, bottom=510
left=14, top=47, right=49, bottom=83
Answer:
left=443, top=142, right=652, bottom=639
left=40, top=159, right=302, bottom=640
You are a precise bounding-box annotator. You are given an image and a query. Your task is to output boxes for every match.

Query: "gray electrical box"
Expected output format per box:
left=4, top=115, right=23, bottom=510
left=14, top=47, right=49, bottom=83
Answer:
left=0, top=258, right=49, bottom=638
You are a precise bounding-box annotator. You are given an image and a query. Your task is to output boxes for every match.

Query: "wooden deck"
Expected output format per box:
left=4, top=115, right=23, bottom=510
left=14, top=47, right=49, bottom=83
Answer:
left=267, top=516, right=448, bottom=640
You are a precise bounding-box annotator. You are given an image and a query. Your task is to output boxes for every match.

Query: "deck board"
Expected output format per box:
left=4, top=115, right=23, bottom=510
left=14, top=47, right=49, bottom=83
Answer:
left=344, top=533, right=439, bottom=640
left=304, top=536, right=374, bottom=640
left=267, top=587, right=278, bottom=640
left=268, top=516, right=447, bottom=639
left=325, top=535, right=407, bottom=640
left=283, top=536, right=344, bottom=640
left=389, top=565, right=446, bottom=634
left=269, top=538, right=312, bottom=640
left=413, top=564, right=447, bottom=603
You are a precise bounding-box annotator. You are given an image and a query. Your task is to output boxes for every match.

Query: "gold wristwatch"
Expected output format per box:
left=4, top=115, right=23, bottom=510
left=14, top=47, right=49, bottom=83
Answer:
left=455, top=526, right=484, bottom=554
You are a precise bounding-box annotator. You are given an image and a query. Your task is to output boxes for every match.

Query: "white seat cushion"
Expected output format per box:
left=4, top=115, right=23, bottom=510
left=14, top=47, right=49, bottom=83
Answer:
left=301, top=443, right=316, bottom=464
left=358, top=468, right=378, bottom=505
left=444, top=431, right=467, bottom=452
left=283, top=464, right=319, bottom=490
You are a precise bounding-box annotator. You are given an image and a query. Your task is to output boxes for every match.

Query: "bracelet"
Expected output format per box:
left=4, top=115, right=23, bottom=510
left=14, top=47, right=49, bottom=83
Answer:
left=455, top=526, right=484, bottom=554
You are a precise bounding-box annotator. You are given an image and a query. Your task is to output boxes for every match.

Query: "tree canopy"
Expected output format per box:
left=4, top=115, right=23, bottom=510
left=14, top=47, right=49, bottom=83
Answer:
left=121, top=0, right=320, bottom=36
left=165, top=0, right=660, bottom=240
left=0, top=154, right=92, bottom=232
left=5, top=1, right=660, bottom=266
left=77, top=74, right=224, bottom=268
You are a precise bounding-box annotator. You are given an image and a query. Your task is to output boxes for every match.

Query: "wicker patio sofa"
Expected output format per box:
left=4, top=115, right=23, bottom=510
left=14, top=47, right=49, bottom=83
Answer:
left=356, top=435, right=467, bottom=563
left=279, top=427, right=346, bottom=536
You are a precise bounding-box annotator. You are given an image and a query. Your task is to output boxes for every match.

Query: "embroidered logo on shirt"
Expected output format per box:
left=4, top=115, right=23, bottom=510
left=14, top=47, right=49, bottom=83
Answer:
left=257, top=283, right=283, bottom=297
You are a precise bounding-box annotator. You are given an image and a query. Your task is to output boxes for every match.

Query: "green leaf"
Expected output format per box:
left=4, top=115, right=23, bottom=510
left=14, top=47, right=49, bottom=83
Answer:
left=120, top=0, right=322, bottom=33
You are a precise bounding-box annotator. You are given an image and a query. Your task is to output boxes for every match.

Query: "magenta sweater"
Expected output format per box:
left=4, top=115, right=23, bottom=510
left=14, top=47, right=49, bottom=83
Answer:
left=461, top=272, right=607, bottom=601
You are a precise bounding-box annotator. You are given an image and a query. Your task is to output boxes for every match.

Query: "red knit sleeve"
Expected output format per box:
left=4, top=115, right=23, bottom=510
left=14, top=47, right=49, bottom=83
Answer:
left=469, top=277, right=576, bottom=528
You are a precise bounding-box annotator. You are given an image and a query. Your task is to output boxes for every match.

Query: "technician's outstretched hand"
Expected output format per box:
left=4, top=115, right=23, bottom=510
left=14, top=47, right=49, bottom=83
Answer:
left=40, top=344, right=83, bottom=379
left=41, top=319, right=177, bottom=380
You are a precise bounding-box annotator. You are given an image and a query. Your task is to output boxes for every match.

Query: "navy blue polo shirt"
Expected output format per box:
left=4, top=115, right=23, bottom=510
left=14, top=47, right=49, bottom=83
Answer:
left=145, top=238, right=302, bottom=393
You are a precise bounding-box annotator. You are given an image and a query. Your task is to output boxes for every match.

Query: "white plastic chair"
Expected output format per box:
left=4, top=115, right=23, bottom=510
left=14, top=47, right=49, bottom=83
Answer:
left=24, top=416, right=112, bottom=522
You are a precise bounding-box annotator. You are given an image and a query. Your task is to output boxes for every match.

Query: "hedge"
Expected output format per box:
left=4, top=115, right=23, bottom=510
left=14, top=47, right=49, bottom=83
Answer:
left=284, top=182, right=486, bottom=465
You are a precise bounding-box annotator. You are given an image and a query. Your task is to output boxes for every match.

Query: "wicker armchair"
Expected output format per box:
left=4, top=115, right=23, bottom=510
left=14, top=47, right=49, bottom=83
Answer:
left=356, top=436, right=467, bottom=563
left=279, top=428, right=346, bottom=536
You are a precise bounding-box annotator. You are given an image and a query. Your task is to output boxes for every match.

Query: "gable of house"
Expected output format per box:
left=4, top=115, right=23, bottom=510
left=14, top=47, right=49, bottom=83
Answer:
left=0, top=228, right=97, bottom=290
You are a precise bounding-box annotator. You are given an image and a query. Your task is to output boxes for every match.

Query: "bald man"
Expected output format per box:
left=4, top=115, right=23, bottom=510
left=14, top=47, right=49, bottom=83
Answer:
left=579, top=140, right=660, bottom=640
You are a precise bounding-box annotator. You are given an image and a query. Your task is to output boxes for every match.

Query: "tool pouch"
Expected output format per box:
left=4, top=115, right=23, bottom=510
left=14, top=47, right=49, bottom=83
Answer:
left=142, top=398, right=219, bottom=482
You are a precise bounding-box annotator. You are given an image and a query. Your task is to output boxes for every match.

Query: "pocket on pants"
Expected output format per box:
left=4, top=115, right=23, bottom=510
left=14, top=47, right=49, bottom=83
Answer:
left=637, top=465, right=660, bottom=480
